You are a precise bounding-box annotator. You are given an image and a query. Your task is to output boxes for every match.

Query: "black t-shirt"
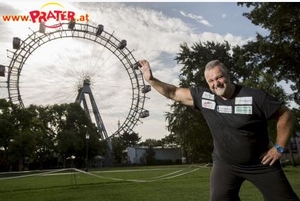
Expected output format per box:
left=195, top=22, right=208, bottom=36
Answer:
left=190, top=84, right=283, bottom=165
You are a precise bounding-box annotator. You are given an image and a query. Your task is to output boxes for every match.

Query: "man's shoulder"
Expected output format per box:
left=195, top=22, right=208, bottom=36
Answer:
left=190, top=86, right=210, bottom=92
left=237, top=84, right=267, bottom=96
left=190, top=86, right=212, bottom=97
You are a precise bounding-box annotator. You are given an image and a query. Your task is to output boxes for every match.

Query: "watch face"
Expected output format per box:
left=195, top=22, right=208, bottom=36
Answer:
left=277, top=147, right=285, bottom=154
left=275, top=144, right=285, bottom=154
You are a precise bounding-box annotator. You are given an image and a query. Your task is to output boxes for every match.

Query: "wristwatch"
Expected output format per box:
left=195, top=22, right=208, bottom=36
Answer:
left=274, top=144, right=286, bottom=154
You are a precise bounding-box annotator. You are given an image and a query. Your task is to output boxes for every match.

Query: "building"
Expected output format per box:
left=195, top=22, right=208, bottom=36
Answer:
left=126, top=146, right=182, bottom=165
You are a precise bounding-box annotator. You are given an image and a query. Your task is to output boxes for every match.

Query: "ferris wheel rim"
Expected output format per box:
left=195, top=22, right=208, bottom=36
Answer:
left=6, top=21, right=147, bottom=138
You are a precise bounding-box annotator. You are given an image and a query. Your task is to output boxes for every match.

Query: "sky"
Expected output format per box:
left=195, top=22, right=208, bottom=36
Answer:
left=0, top=1, right=269, bottom=141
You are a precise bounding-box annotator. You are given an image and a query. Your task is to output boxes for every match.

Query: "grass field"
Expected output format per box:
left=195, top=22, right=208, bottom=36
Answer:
left=0, top=164, right=299, bottom=201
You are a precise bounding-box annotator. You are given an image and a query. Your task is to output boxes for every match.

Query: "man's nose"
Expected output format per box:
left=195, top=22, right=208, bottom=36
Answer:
left=213, top=80, right=220, bottom=86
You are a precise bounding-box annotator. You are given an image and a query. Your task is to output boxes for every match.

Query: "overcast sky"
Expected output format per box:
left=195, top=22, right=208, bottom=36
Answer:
left=0, top=1, right=268, bottom=141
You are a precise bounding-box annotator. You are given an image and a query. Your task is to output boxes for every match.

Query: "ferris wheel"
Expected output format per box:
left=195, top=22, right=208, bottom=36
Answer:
left=4, top=21, right=150, bottom=141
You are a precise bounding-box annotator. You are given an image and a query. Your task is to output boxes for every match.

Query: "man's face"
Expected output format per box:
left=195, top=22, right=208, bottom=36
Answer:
left=204, top=66, right=230, bottom=97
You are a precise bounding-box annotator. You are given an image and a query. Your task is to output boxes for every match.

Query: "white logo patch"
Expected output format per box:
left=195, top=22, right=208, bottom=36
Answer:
left=202, top=92, right=215, bottom=100
left=235, top=106, right=252, bottom=114
left=202, top=100, right=216, bottom=110
left=235, top=97, right=252, bottom=105
left=217, top=105, right=232, bottom=114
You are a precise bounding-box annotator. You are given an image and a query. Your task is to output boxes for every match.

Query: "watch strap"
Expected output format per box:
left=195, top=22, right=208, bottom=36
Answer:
left=274, top=144, right=286, bottom=154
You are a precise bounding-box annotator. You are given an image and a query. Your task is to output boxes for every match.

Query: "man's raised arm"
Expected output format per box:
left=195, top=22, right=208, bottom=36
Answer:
left=138, top=59, right=193, bottom=106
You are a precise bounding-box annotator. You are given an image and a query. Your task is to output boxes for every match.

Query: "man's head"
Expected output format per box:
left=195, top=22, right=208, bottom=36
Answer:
left=204, top=60, right=234, bottom=99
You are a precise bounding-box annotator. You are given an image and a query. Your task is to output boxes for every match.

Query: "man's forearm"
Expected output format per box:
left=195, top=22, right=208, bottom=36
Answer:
left=148, top=77, right=178, bottom=100
left=276, top=109, right=295, bottom=148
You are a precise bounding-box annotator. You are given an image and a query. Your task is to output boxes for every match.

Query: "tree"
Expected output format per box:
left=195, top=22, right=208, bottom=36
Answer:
left=8, top=129, right=36, bottom=170
left=145, top=146, right=156, bottom=165
left=0, top=100, right=106, bottom=170
left=0, top=100, right=55, bottom=170
left=111, top=136, right=124, bottom=165
left=112, top=131, right=141, bottom=165
left=54, top=103, right=102, bottom=168
left=161, top=133, right=179, bottom=147
left=25, top=105, right=57, bottom=169
left=237, top=2, right=300, bottom=105
left=293, top=108, right=300, bottom=133
left=139, top=138, right=162, bottom=147
left=120, top=131, right=141, bottom=147
left=0, top=99, right=17, bottom=151
left=166, top=104, right=212, bottom=163
left=291, top=108, right=300, bottom=164
left=9, top=104, right=41, bottom=170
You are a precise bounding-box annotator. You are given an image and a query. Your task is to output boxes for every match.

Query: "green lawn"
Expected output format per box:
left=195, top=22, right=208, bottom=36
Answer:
left=0, top=165, right=299, bottom=201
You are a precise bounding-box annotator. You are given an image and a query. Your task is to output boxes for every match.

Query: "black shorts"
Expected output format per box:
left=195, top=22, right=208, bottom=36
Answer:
left=209, top=161, right=299, bottom=201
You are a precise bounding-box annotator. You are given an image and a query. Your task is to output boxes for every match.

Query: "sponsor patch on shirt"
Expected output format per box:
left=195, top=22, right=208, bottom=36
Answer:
left=217, top=105, right=232, bottom=114
left=235, top=97, right=252, bottom=105
left=234, top=106, right=252, bottom=114
left=202, top=92, right=215, bottom=100
left=202, top=100, right=216, bottom=110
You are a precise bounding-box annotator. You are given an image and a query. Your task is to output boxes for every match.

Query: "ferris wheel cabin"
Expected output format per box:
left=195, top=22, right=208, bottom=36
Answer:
left=13, top=37, right=21, bottom=49
left=0, top=65, right=5, bottom=77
